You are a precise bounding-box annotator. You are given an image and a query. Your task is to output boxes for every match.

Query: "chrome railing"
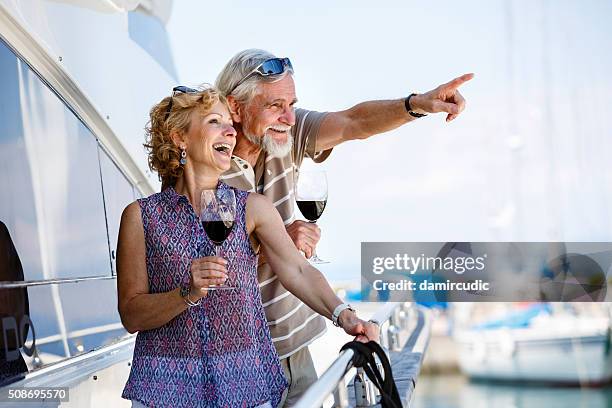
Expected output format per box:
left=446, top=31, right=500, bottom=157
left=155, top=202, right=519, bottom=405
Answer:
left=295, top=302, right=430, bottom=408
left=0, top=275, right=116, bottom=289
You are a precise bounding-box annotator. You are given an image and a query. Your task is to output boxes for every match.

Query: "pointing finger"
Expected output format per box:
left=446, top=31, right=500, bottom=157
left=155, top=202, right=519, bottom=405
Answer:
left=443, top=73, right=474, bottom=90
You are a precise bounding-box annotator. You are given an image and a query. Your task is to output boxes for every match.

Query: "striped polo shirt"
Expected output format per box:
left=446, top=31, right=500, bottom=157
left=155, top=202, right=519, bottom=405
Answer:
left=220, top=108, right=332, bottom=359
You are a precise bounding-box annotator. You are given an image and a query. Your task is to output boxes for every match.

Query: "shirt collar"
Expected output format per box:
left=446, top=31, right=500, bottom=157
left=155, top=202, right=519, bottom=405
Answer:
left=163, top=185, right=183, bottom=208
left=163, top=180, right=231, bottom=208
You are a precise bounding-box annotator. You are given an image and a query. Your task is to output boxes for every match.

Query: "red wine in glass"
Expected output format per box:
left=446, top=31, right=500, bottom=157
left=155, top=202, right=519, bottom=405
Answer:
left=202, top=220, right=235, bottom=245
left=295, top=170, right=329, bottom=264
left=296, top=200, right=327, bottom=222
left=200, top=189, right=236, bottom=290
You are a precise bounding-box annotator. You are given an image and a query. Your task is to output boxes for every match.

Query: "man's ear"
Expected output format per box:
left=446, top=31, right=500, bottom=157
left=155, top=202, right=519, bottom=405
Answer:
left=226, top=96, right=243, bottom=123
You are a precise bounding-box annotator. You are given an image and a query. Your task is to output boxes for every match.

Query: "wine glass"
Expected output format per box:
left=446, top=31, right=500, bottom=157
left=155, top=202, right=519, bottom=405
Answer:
left=200, top=189, right=236, bottom=290
left=295, top=169, right=329, bottom=264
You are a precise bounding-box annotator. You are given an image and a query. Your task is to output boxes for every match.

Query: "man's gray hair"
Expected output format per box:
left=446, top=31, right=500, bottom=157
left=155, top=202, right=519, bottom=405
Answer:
left=215, top=49, right=292, bottom=104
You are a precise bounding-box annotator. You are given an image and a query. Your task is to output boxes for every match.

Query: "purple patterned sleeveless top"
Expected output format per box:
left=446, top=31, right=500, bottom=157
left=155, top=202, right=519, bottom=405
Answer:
left=122, top=181, right=287, bottom=407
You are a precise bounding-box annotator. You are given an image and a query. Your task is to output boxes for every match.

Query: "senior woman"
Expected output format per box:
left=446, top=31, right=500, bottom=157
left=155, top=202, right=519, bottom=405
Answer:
left=117, top=87, right=378, bottom=407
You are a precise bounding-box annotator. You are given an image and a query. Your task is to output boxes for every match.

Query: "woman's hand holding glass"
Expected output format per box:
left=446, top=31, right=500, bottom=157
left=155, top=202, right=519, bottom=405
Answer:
left=188, top=256, right=228, bottom=299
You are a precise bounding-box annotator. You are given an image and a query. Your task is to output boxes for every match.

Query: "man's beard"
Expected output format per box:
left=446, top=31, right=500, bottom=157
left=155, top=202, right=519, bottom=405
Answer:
left=244, top=128, right=293, bottom=158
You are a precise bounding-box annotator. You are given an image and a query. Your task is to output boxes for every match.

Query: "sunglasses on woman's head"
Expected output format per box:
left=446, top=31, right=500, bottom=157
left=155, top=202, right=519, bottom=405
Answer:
left=164, top=86, right=199, bottom=121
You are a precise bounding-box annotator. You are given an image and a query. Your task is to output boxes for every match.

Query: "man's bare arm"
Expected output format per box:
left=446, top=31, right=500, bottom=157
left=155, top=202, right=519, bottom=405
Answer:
left=315, top=73, right=474, bottom=151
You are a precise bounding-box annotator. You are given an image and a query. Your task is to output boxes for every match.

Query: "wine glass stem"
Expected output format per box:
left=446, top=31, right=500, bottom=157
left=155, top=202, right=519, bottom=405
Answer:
left=308, top=221, right=319, bottom=258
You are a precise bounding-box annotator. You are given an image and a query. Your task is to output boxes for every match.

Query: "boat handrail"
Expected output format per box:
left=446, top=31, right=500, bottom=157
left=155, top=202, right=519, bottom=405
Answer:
left=294, top=302, right=419, bottom=408
left=0, top=335, right=136, bottom=390
left=0, top=275, right=116, bottom=289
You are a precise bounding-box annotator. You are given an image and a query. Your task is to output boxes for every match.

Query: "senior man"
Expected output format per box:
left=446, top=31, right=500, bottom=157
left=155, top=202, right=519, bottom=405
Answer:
left=216, top=49, right=472, bottom=406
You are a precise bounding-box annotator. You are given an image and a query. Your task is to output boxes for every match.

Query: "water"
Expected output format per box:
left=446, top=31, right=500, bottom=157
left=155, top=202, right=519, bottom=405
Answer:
left=413, top=374, right=612, bottom=408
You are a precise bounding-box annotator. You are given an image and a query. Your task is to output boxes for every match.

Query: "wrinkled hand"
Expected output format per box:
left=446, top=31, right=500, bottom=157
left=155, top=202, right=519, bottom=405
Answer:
left=339, top=310, right=380, bottom=343
left=189, top=256, right=227, bottom=299
left=286, top=220, right=321, bottom=259
left=411, top=73, right=474, bottom=122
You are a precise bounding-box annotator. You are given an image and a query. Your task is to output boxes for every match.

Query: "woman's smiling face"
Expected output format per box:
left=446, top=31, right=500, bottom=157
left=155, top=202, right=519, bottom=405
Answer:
left=181, top=101, right=237, bottom=174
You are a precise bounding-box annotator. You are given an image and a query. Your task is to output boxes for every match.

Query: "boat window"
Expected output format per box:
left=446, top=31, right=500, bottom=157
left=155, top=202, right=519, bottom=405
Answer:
left=0, top=38, right=129, bottom=386
left=99, top=148, right=138, bottom=275
left=0, top=47, right=110, bottom=281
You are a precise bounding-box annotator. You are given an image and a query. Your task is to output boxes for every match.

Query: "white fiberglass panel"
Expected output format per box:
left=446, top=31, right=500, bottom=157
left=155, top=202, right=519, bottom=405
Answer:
left=0, top=0, right=175, bottom=190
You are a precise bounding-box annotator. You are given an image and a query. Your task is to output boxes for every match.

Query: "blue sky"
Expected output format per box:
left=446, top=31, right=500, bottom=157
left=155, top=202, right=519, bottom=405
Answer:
left=167, top=1, right=612, bottom=284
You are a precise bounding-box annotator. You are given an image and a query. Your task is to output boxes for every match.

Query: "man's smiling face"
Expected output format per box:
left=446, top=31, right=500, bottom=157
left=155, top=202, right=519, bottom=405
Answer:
left=241, top=74, right=298, bottom=157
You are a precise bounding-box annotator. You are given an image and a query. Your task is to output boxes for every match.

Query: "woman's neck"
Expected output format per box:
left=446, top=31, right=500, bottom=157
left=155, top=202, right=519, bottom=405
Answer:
left=173, top=168, right=220, bottom=212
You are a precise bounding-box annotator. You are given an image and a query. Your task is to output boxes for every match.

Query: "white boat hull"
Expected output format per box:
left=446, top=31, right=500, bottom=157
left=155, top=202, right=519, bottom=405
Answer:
left=456, top=329, right=612, bottom=384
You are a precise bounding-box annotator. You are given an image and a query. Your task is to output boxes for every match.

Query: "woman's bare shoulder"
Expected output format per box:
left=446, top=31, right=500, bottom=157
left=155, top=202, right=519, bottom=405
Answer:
left=122, top=201, right=142, bottom=222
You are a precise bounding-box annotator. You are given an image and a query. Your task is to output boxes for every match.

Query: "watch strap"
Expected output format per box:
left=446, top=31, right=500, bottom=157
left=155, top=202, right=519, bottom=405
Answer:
left=405, top=93, right=427, bottom=118
left=180, top=282, right=191, bottom=299
left=180, top=283, right=201, bottom=307
left=332, top=303, right=355, bottom=327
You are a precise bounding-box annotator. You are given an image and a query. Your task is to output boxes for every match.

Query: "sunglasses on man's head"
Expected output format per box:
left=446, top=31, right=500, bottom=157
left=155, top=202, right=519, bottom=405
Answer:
left=254, top=57, right=293, bottom=76
left=164, top=86, right=199, bottom=121
left=228, top=57, right=293, bottom=95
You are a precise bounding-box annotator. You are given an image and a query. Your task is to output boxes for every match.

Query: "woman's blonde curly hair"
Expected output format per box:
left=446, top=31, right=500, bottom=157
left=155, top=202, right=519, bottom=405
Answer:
left=144, top=86, right=227, bottom=187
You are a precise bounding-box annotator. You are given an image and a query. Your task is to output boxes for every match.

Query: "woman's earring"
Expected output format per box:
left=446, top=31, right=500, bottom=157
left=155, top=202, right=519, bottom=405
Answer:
left=180, top=147, right=187, bottom=165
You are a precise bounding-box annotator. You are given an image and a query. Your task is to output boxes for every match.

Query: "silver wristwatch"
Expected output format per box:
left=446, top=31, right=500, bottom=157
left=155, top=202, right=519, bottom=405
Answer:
left=332, top=303, right=355, bottom=327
